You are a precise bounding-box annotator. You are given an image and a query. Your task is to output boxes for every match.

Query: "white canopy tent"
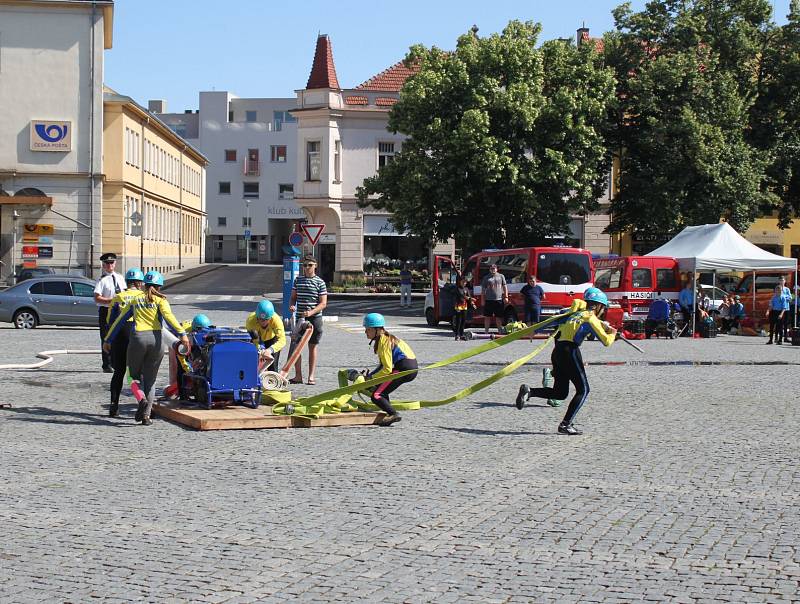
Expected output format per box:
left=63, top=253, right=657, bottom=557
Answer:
left=646, top=223, right=798, bottom=332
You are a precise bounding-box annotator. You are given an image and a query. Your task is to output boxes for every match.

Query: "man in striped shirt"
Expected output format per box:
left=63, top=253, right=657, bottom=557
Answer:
left=288, top=255, right=328, bottom=385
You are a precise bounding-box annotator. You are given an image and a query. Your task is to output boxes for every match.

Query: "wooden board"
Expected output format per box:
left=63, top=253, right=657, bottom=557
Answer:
left=294, top=412, right=385, bottom=428
left=153, top=401, right=383, bottom=431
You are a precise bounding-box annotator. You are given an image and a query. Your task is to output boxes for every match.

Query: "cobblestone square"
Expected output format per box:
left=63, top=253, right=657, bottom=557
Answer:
left=1, top=299, right=798, bottom=602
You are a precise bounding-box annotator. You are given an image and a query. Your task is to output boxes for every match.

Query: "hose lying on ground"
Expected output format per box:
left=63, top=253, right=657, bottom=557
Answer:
left=0, top=349, right=100, bottom=370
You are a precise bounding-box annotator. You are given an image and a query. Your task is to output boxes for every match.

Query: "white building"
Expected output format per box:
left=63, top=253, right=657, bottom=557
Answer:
left=157, top=93, right=301, bottom=265
left=0, top=0, right=113, bottom=281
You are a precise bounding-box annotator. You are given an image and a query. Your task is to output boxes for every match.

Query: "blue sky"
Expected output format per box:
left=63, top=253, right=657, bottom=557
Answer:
left=105, top=0, right=793, bottom=114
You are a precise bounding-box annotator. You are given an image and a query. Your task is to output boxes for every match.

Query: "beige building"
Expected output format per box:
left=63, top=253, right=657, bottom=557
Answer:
left=102, top=88, right=207, bottom=274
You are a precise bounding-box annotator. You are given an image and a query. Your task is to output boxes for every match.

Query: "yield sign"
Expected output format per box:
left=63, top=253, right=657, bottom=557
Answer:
left=301, top=223, right=325, bottom=246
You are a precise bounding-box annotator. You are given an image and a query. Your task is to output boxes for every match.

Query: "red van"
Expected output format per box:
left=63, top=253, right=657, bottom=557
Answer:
left=593, top=256, right=681, bottom=318
left=733, top=272, right=797, bottom=324
left=426, top=247, right=595, bottom=326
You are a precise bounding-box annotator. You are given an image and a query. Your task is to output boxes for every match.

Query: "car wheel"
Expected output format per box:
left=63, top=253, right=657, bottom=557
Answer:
left=503, top=307, right=518, bottom=325
left=425, top=308, right=439, bottom=326
left=13, top=308, right=38, bottom=329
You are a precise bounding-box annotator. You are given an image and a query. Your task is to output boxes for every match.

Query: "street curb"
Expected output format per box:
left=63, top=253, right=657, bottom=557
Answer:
left=162, top=264, right=225, bottom=290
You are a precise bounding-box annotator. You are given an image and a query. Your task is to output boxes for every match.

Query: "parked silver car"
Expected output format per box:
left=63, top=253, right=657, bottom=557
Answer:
left=0, top=275, right=99, bottom=328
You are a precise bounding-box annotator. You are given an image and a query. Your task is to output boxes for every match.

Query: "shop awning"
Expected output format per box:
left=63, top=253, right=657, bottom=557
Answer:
left=363, top=215, right=406, bottom=237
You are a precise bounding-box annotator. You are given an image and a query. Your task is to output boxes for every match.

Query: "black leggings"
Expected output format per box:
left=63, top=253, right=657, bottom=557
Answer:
left=109, top=323, right=131, bottom=403
left=527, top=341, right=589, bottom=426
left=371, top=358, right=418, bottom=415
left=453, top=310, right=467, bottom=338
left=769, top=310, right=784, bottom=342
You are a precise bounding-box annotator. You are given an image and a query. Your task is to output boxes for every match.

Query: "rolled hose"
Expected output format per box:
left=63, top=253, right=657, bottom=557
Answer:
left=0, top=349, right=101, bottom=370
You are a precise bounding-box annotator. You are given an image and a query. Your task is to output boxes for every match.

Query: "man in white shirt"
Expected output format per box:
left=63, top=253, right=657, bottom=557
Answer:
left=93, top=253, right=126, bottom=372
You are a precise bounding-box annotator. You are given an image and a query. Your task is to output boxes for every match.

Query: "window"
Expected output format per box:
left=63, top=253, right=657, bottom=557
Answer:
left=306, top=141, right=321, bottom=181
left=245, top=110, right=257, bottom=123
left=271, top=145, right=287, bottom=163
left=632, top=268, right=652, bottom=288
left=219, top=182, right=231, bottom=195
left=462, top=259, right=477, bottom=285
left=334, top=140, right=341, bottom=182
left=595, top=267, right=622, bottom=290
left=71, top=282, right=94, bottom=297
left=242, top=216, right=252, bottom=227
left=243, top=182, right=259, bottom=198
left=535, top=253, right=592, bottom=286
left=273, top=110, right=297, bottom=131
left=42, top=281, right=71, bottom=296
left=171, top=123, right=187, bottom=137
left=279, top=184, right=294, bottom=200
left=248, top=148, right=259, bottom=162
left=378, top=142, right=395, bottom=168
left=225, top=149, right=237, bottom=162
left=656, top=268, right=677, bottom=290
left=217, top=217, right=227, bottom=227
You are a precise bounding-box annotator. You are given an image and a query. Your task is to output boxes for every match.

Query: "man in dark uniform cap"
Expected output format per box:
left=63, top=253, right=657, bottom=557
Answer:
left=93, top=253, right=126, bottom=372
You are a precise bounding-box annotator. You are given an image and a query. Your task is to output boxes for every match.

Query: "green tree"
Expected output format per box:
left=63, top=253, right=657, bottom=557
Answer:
left=751, top=0, right=800, bottom=228
left=356, top=21, right=616, bottom=251
left=605, top=0, right=774, bottom=236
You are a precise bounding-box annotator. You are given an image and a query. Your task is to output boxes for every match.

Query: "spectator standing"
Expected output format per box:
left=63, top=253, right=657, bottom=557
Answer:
left=766, top=284, right=788, bottom=344
left=453, top=276, right=474, bottom=341
left=779, top=276, right=793, bottom=342
left=520, top=274, right=545, bottom=325
left=480, top=264, right=508, bottom=334
left=93, top=253, right=126, bottom=373
left=399, top=262, right=413, bottom=308
left=289, top=255, right=328, bottom=385
left=678, top=281, right=694, bottom=335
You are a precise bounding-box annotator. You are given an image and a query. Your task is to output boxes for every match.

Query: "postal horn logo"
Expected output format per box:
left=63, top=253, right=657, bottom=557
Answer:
left=35, top=123, right=68, bottom=143
left=30, top=120, right=72, bottom=151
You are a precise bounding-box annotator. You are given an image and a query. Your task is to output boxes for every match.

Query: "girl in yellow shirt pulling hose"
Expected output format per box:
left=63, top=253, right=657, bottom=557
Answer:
left=104, top=270, right=189, bottom=425
left=362, top=313, right=418, bottom=427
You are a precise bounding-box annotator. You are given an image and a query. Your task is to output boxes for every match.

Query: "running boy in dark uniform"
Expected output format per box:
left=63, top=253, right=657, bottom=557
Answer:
left=514, top=287, right=617, bottom=435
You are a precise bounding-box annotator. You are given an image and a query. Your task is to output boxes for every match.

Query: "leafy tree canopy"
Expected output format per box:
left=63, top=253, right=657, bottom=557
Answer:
left=605, top=0, right=775, bottom=236
left=357, top=21, right=616, bottom=251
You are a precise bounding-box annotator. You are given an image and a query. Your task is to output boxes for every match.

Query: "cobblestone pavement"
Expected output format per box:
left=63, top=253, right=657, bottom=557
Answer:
left=1, top=300, right=799, bottom=603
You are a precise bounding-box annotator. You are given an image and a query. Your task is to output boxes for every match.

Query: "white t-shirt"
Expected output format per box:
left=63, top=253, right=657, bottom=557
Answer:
left=94, top=272, right=127, bottom=307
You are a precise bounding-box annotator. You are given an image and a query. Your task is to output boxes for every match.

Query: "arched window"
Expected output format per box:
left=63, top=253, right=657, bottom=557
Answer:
left=14, top=187, right=47, bottom=197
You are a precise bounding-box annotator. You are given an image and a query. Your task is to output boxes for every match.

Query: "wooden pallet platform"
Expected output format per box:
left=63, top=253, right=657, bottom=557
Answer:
left=153, top=401, right=384, bottom=431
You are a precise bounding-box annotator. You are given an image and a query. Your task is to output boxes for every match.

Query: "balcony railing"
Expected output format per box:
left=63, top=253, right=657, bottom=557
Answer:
left=243, top=158, right=261, bottom=176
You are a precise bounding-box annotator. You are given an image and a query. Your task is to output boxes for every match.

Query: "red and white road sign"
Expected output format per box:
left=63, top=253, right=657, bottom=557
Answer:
left=301, top=223, right=325, bottom=246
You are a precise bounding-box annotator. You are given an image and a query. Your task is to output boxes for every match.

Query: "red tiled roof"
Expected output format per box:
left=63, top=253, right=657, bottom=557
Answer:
left=579, top=29, right=605, bottom=54
left=375, top=97, right=398, bottom=107
left=344, top=95, right=368, bottom=105
left=306, top=35, right=340, bottom=90
left=355, top=61, right=420, bottom=92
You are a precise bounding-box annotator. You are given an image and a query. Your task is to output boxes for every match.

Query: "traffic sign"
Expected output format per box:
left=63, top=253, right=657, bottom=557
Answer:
left=288, top=231, right=304, bottom=247
left=301, top=223, right=325, bottom=246
left=244, top=229, right=251, bottom=239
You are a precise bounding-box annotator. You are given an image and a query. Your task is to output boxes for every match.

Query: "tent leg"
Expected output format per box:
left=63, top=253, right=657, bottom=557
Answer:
left=795, top=268, right=798, bottom=330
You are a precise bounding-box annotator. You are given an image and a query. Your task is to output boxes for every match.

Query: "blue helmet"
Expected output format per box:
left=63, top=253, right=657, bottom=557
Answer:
left=125, top=268, right=144, bottom=283
left=363, top=312, right=386, bottom=328
left=191, top=314, right=211, bottom=331
left=256, top=300, right=275, bottom=320
left=583, top=286, right=609, bottom=307
left=143, top=270, right=164, bottom=287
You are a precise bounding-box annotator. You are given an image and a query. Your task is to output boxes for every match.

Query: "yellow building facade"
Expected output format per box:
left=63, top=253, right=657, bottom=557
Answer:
left=102, top=89, right=207, bottom=274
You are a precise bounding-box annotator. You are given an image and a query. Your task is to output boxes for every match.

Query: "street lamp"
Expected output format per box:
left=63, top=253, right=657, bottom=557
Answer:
left=245, top=199, right=251, bottom=265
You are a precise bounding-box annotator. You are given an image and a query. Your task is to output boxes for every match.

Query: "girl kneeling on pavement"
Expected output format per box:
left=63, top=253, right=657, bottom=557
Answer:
left=104, top=270, right=189, bottom=425
left=105, top=268, right=145, bottom=417
left=362, top=313, right=418, bottom=427
left=515, top=287, right=616, bottom=436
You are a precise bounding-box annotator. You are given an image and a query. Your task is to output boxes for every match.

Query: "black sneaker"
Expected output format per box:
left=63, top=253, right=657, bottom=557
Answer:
left=109, top=400, right=119, bottom=418
left=515, top=385, right=529, bottom=410
left=141, top=417, right=153, bottom=426
left=135, top=401, right=146, bottom=423
left=557, top=423, right=582, bottom=436
left=377, top=413, right=402, bottom=427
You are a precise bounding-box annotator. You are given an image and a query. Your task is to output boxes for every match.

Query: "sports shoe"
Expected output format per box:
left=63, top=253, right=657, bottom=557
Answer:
left=164, top=384, right=179, bottom=400
left=109, top=398, right=119, bottom=418
left=557, top=423, right=582, bottom=436
left=135, top=401, right=146, bottom=423
left=141, top=417, right=153, bottom=426
left=378, top=413, right=402, bottom=427
left=515, top=384, right=529, bottom=410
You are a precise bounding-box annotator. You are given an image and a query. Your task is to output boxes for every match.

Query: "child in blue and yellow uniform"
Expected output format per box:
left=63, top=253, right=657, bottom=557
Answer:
left=104, top=270, right=189, bottom=425
left=105, top=268, right=145, bottom=417
left=245, top=300, right=286, bottom=372
left=363, top=313, right=418, bottom=426
left=515, top=287, right=617, bottom=435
